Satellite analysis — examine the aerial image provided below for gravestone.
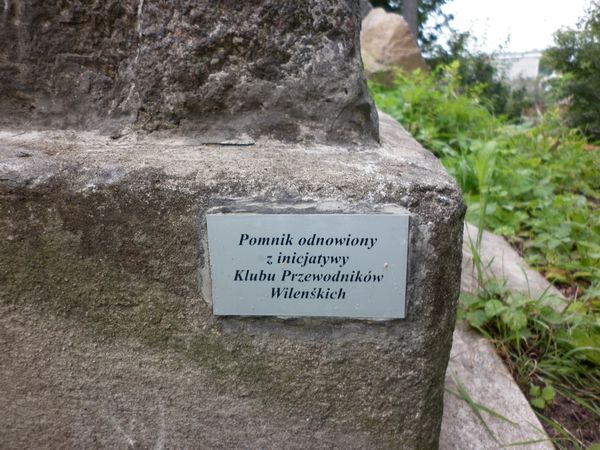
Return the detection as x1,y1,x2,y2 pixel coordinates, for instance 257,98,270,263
0,0,465,448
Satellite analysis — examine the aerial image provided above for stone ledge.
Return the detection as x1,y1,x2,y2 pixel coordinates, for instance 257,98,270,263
441,323,553,450
461,223,564,301
0,114,452,200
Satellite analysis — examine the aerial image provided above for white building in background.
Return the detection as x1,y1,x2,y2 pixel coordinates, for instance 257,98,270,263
495,51,544,80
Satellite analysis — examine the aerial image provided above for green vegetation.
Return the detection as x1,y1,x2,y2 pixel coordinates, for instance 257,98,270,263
459,279,599,447
370,65,600,301
426,33,533,120
370,65,599,448
543,1,600,138
369,0,531,120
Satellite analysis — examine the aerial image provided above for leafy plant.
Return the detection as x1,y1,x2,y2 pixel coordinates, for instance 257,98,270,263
457,283,599,448
529,384,556,410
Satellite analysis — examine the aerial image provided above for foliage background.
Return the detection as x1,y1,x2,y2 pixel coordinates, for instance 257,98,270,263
542,1,600,138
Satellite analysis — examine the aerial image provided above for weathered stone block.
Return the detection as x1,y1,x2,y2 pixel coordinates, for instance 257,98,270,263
0,114,464,448
0,0,377,144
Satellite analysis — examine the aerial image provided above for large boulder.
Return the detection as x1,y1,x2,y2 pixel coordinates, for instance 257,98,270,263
361,8,428,78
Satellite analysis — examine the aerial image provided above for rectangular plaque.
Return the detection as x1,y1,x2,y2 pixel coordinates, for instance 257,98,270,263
206,214,409,319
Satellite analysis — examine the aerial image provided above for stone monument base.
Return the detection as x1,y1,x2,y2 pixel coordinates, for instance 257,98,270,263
0,113,464,448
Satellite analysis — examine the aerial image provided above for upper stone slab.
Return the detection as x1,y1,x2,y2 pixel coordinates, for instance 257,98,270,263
0,0,378,144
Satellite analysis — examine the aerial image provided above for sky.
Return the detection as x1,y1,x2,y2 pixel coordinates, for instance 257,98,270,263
440,0,592,53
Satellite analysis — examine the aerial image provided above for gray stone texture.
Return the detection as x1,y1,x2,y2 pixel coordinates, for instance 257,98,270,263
0,113,464,448
0,0,378,144
442,324,553,449
360,0,373,18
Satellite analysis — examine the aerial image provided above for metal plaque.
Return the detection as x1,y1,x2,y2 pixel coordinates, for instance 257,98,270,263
206,214,409,319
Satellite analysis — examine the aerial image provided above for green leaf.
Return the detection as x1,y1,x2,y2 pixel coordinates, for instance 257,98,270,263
506,293,529,309
529,385,541,397
531,397,546,409
484,300,506,318
460,293,482,308
540,307,563,325
501,309,528,331
485,203,497,215
466,310,487,329
485,279,509,297
566,301,587,314
518,328,533,340
539,294,565,311
541,385,555,402
548,238,561,249
569,328,600,365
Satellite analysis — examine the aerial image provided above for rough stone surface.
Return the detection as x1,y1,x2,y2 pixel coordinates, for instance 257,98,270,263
0,113,464,448
361,8,428,79
441,323,554,450
359,0,372,18
0,0,378,144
